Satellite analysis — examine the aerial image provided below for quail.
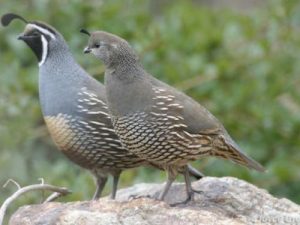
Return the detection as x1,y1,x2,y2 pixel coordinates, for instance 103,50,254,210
82,29,265,203
1,13,204,200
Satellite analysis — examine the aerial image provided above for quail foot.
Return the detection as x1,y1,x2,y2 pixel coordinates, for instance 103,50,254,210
82,29,265,204
1,13,204,200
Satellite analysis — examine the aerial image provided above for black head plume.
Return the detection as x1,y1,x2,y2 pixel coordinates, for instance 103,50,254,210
80,28,91,36
1,13,28,27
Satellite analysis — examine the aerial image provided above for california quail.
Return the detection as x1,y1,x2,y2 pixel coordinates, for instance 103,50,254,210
82,30,265,203
1,13,204,200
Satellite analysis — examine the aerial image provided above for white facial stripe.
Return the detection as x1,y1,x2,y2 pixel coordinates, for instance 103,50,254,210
28,24,56,40
39,35,48,67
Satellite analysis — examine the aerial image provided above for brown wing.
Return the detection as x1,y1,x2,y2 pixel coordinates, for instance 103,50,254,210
150,76,265,172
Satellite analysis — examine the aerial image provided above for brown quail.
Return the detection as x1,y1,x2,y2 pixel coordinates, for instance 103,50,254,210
82,30,265,203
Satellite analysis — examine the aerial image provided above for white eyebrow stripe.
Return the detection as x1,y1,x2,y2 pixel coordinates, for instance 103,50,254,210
39,35,48,67
28,24,56,40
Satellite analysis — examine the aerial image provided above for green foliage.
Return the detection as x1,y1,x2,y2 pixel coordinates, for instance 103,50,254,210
0,0,299,215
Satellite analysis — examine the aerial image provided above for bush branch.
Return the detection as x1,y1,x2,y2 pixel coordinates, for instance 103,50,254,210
0,180,71,225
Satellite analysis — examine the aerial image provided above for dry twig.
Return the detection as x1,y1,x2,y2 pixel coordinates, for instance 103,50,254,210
0,179,71,225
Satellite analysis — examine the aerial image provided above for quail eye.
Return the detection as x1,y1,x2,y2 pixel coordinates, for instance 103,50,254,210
30,31,40,36
94,44,101,48
32,30,40,36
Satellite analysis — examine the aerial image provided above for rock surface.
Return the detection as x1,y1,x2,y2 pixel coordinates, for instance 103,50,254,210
9,177,300,225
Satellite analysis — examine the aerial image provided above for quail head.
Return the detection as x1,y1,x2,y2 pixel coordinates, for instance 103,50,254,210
1,13,204,200
82,29,265,203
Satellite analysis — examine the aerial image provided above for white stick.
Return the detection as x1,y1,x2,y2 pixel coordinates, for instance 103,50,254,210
0,182,71,225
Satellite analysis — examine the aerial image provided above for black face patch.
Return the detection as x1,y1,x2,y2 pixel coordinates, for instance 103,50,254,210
23,35,44,62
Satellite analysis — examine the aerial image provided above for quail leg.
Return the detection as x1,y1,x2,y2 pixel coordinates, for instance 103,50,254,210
184,165,195,202
93,176,108,200
110,174,120,200
129,169,177,201
171,165,203,206
158,167,178,200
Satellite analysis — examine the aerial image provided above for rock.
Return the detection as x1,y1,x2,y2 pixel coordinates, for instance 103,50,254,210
9,177,300,225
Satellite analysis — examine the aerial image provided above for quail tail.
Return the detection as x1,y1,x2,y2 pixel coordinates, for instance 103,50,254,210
187,164,204,180
214,137,265,172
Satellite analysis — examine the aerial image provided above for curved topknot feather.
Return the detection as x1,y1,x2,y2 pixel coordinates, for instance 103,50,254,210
80,28,91,36
1,13,28,27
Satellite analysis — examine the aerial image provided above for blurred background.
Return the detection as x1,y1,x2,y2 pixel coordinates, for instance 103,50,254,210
0,0,299,217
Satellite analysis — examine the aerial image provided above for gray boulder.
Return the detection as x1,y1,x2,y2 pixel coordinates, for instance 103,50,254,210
9,177,300,225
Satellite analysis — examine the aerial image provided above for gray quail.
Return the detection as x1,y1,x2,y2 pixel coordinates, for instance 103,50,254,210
1,13,204,200
82,30,265,203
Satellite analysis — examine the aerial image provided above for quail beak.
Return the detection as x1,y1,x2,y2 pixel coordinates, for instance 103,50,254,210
83,46,91,54
17,34,27,40
17,33,32,40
